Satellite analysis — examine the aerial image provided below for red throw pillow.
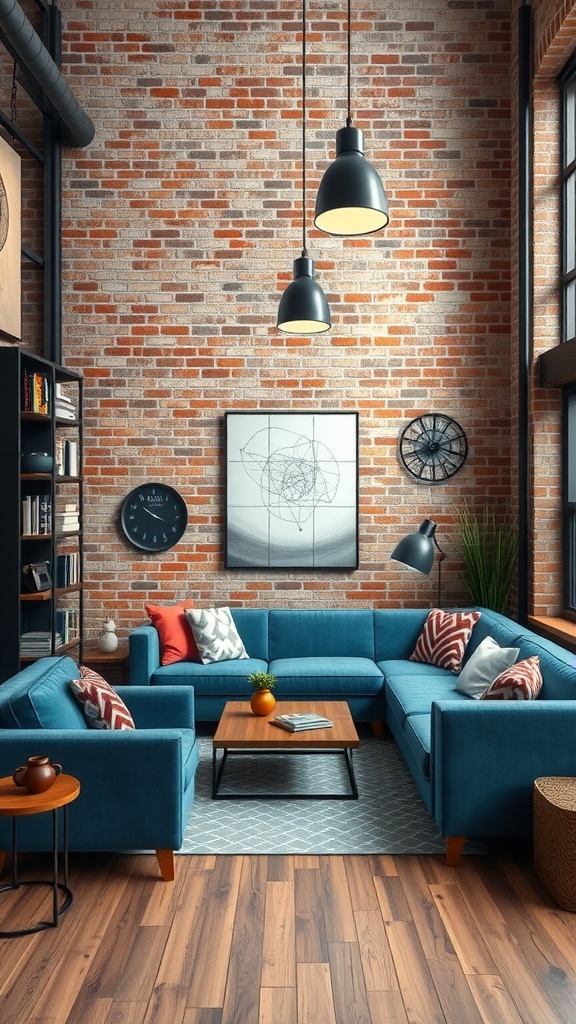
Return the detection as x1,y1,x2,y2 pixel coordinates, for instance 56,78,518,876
70,667,135,730
479,656,543,700
145,599,200,665
410,608,481,673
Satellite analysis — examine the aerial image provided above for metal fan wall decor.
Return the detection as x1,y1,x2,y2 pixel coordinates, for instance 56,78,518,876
399,414,468,483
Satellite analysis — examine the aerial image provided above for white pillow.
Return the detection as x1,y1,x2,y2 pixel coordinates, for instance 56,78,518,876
456,635,519,699
184,606,249,665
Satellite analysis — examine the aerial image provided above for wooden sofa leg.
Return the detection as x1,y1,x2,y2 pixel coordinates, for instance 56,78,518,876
445,836,465,866
0,851,5,877
371,721,384,738
156,849,175,881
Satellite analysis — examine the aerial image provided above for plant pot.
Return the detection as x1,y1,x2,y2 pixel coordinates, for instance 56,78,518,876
250,689,276,717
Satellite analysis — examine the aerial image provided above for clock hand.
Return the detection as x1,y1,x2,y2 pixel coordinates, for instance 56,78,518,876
143,507,165,521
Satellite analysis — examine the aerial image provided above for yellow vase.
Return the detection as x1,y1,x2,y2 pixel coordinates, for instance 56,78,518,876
250,689,276,716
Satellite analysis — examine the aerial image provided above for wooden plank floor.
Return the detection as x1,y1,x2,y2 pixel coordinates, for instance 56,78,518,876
1,849,576,1023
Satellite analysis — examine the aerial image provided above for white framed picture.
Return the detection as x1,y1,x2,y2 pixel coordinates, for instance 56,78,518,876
225,410,359,569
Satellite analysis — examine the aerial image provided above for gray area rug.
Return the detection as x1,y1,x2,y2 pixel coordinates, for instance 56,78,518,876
180,733,482,855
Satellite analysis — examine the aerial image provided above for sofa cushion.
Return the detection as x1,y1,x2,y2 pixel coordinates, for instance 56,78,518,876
410,609,481,673
382,661,466,726
0,656,87,730
515,634,576,700
456,636,519,698
268,657,384,695
269,609,376,660
151,657,268,694
145,599,200,666
70,668,136,730
185,607,249,664
479,656,543,701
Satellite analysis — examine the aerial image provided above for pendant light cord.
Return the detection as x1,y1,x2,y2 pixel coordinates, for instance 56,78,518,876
301,0,307,257
346,0,352,128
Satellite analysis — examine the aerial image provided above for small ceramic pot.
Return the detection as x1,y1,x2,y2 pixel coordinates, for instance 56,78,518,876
250,689,276,717
13,755,62,794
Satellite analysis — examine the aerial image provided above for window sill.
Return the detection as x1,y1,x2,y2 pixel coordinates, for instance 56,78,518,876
528,615,576,653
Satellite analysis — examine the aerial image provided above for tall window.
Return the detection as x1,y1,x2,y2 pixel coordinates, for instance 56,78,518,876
561,54,576,612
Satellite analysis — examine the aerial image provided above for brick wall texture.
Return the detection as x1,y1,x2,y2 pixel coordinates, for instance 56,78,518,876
3,0,575,639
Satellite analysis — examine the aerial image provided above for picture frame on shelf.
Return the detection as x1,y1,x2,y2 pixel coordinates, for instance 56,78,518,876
225,410,359,569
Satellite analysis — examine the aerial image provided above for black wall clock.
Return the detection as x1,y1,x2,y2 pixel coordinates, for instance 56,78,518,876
120,483,188,552
399,414,468,482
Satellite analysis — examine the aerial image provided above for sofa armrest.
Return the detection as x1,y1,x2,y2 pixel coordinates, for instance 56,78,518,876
117,686,195,729
129,624,160,685
432,700,576,839
0,728,195,852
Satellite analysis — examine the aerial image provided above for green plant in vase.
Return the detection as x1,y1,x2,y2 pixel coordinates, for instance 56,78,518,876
248,671,277,717
454,502,517,614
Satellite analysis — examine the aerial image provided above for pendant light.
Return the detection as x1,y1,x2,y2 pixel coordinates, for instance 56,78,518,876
314,0,389,236
277,0,331,334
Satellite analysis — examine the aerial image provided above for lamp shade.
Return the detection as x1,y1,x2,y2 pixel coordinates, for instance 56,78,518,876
277,256,331,335
390,519,437,575
314,126,389,236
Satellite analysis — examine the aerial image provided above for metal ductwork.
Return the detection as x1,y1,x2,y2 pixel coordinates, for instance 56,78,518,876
0,0,94,148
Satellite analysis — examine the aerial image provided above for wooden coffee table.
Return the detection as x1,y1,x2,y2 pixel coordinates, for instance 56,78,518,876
212,700,360,800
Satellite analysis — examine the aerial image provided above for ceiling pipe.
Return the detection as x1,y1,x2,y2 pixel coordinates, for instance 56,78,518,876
0,0,94,148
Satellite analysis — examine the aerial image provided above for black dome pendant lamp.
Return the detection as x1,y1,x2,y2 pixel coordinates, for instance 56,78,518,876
277,0,331,335
314,0,389,236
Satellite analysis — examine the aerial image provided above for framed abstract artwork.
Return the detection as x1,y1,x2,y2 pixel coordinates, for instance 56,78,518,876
0,135,21,340
225,410,359,569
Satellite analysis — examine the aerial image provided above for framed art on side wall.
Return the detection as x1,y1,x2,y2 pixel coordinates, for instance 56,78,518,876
225,410,359,569
0,135,21,340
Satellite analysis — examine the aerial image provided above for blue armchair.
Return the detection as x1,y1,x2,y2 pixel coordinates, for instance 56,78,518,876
0,657,199,880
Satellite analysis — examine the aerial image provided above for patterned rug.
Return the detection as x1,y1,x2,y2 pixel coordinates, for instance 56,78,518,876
179,731,482,855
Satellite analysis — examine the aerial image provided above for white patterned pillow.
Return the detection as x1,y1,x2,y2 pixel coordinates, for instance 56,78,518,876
184,606,249,664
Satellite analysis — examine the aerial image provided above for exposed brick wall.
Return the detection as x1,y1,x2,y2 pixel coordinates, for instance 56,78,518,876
6,0,518,640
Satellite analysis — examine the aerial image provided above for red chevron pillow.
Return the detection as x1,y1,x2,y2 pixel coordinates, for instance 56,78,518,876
479,656,543,700
410,609,481,673
70,667,135,730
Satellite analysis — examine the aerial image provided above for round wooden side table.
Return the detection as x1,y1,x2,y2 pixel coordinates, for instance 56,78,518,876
0,773,80,937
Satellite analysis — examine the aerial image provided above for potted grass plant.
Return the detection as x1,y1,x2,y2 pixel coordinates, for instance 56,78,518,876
248,671,277,716
454,502,518,614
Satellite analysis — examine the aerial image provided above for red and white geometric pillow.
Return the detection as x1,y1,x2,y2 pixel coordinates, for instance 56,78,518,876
70,667,135,730
479,655,543,701
410,608,481,674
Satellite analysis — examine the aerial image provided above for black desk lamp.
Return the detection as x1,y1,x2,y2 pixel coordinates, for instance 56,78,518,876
390,518,446,607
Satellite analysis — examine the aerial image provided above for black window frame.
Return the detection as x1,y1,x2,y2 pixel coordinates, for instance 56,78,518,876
560,53,576,613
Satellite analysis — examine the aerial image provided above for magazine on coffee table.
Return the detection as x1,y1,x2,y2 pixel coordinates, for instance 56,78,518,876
272,712,333,732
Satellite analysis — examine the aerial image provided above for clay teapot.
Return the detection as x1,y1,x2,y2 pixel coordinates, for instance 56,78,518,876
13,755,62,794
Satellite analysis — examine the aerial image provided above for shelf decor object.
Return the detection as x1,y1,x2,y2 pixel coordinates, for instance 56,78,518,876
314,0,389,236
399,413,468,483
390,518,446,607
276,0,331,335
225,410,358,569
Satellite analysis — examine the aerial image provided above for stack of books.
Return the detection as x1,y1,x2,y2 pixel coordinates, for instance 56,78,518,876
21,494,52,535
20,631,57,657
272,712,333,732
55,384,77,421
55,438,79,477
55,503,80,533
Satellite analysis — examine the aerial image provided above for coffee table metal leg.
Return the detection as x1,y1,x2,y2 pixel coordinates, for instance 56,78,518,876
212,747,228,798
343,749,358,799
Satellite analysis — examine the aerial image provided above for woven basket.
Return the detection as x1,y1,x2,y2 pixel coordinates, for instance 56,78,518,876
534,776,576,911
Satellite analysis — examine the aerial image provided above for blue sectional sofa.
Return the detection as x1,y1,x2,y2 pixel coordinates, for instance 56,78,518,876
131,606,576,862
0,657,199,880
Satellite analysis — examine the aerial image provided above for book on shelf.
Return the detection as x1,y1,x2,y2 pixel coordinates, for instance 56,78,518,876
22,370,50,415
272,712,334,732
55,438,79,477
20,631,54,656
56,552,80,588
21,494,52,536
